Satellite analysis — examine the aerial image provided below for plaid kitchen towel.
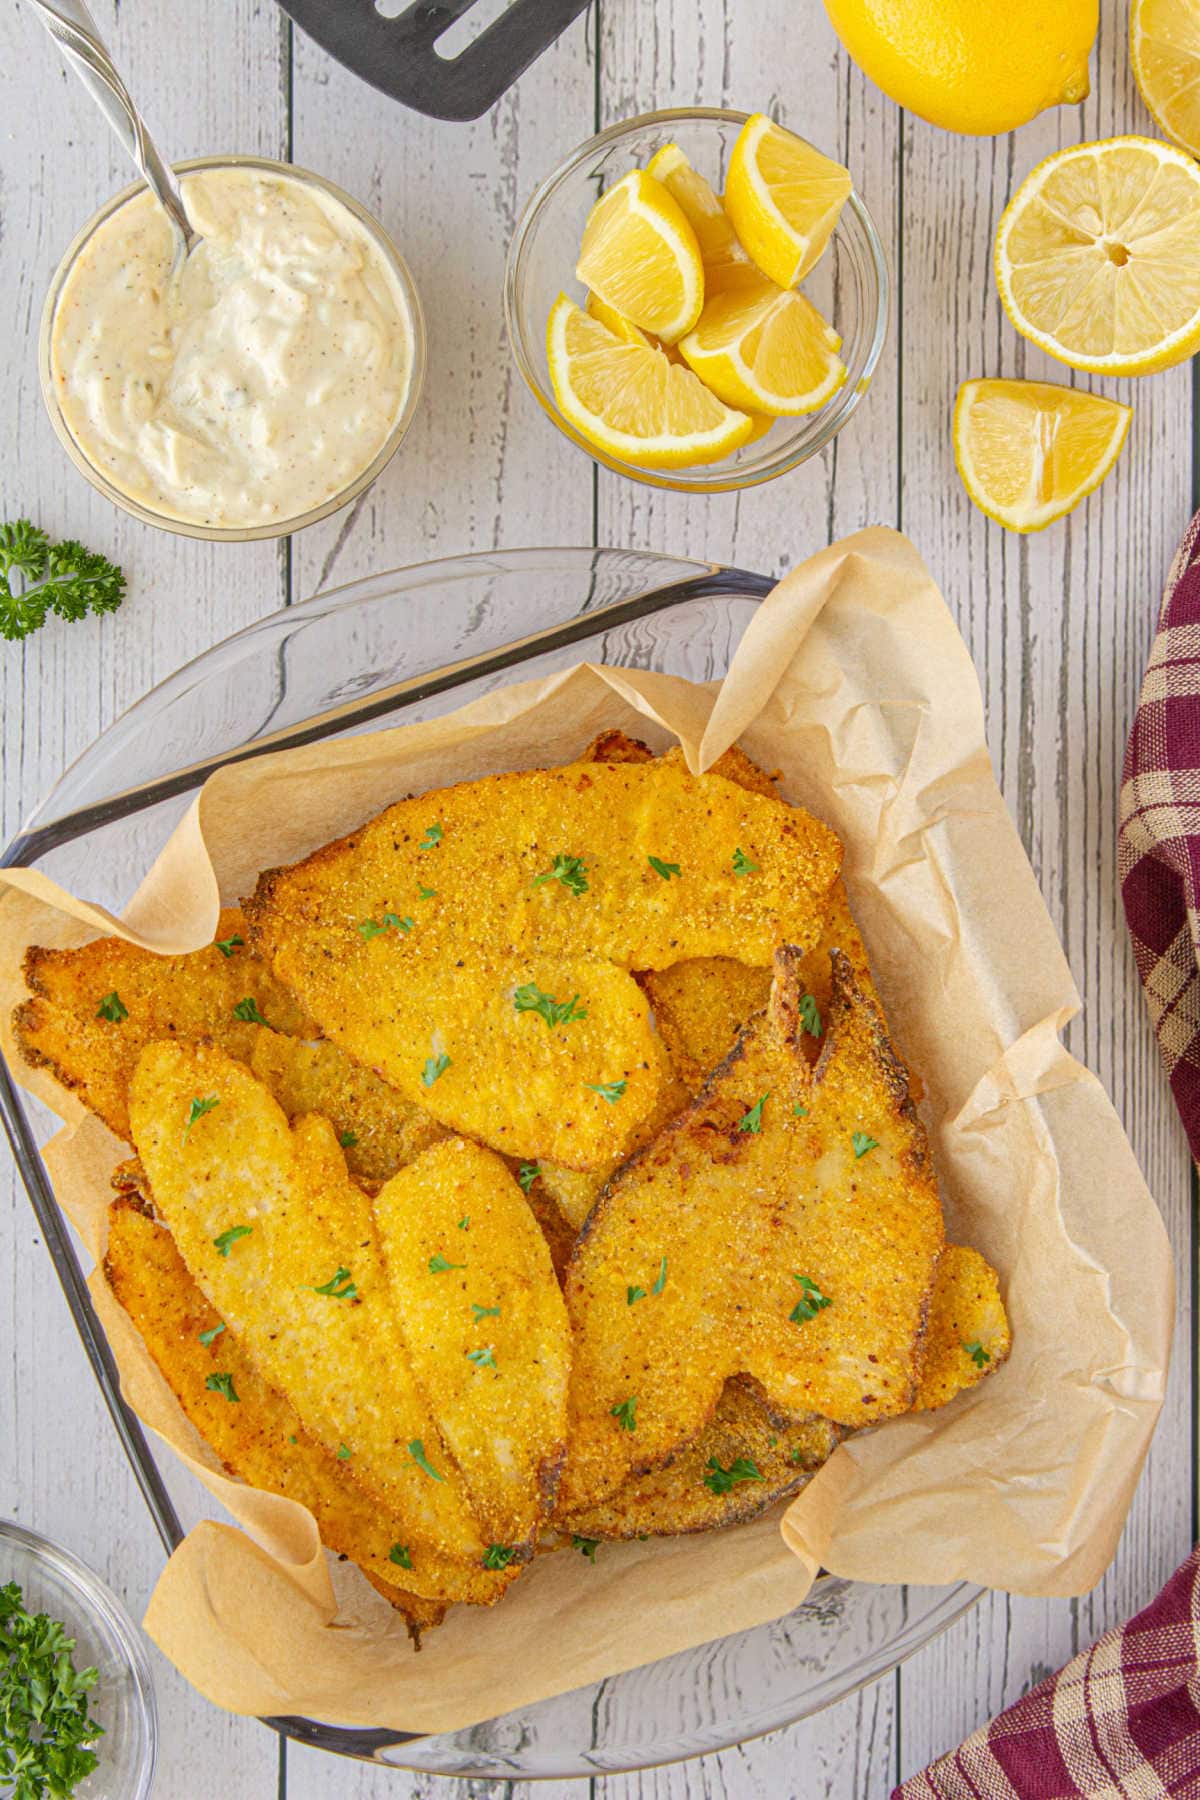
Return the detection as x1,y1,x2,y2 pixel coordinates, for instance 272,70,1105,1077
1120,507,1200,1160
893,1544,1200,1798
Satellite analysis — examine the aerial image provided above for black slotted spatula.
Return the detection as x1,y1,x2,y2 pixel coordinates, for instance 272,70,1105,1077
276,0,592,121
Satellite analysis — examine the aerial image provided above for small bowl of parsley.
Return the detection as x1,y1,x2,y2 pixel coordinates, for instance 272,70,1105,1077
0,1521,155,1800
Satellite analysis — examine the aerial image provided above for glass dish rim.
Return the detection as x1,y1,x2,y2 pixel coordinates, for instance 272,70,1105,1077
503,105,891,494
0,545,978,1775
0,1517,158,1798
37,153,428,543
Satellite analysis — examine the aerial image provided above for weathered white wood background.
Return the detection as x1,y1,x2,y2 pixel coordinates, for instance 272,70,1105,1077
0,0,1194,1793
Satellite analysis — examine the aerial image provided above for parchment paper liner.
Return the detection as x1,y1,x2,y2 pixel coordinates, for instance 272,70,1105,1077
0,527,1172,1733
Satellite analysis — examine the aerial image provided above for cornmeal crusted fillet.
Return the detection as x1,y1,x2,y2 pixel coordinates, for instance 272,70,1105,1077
912,1244,1011,1411
373,1138,571,1552
103,1195,484,1625
13,908,313,1142
558,948,944,1512
559,1382,840,1540
128,1041,488,1565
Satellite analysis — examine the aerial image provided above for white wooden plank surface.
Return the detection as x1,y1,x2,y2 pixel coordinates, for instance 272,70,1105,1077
0,0,1194,1794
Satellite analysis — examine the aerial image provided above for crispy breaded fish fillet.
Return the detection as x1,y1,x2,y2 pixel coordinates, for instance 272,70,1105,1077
103,1195,458,1630
558,948,944,1512
128,1040,490,1568
13,908,313,1142
558,1383,839,1540
373,1138,570,1553
912,1244,1011,1411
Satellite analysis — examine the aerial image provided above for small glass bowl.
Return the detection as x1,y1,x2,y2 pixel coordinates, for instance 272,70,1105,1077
0,1520,156,1798
504,108,889,493
39,155,427,542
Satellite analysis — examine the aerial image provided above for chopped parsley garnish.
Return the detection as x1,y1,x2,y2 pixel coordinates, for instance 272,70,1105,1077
466,1347,496,1369
408,1439,444,1481
571,1535,600,1562
213,1224,252,1258
384,912,413,933
428,1253,466,1274
339,1130,358,1149
232,996,268,1025
422,1051,451,1087
288,1435,298,1445
737,1092,769,1134
790,1445,808,1465
533,853,589,896
198,1323,226,1347
389,1544,412,1569
731,846,759,877
95,990,128,1023
703,1455,764,1495
312,1266,357,1300
336,1444,351,1460
418,886,437,900
793,1104,809,1117
611,1395,637,1432
457,1216,470,1231
852,1131,879,1159
205,1372,239,1403
472,1303,500,1321
214,934,244,958
0,1579,104,1796
790,1274,833,1325
0,518,126,642
185,1094,220,1135
965,1340,991,1369
647,856,681,881
799,993,822,1037
513,983,588,1028
517,1162,540,1194
627,1285,646,1306
652,1256,668,1295
483,1545,517,1570
357,918,386,941
358,912,412,941
419,822,443,850
586,1079,627,1104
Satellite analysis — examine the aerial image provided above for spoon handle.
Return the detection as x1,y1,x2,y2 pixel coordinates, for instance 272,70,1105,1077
24,0,195,255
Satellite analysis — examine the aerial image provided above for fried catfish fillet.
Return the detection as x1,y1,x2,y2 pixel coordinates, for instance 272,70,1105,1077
558,949,944,1512
558,1383,839,1541
13,908,313,1142
373,1138,570,1552
128,1040,493,1571
103,1195,453,1631
912,1244,1011,1411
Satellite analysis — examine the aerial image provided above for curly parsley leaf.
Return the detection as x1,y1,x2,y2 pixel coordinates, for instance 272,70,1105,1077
586,1079,627,1104
852,1131,879,1159
389,1544,412,1570
647,856,681,881
483,1545,517,1570
799,993,822,1037
737,1092,769,1134
422,1051,451,1087
517,1162,540,1194
419,822,443,850
532,853,589,896
571,1534,600,1562
312,1266,357,1300
731,846,758,878
513,983,588,1028
198,1323,226,1347
213,1224,251,1257
790,1274,833,1325
408,1439,444,1481
611,1395,637,1432
232,996,268,1026
214,934,244,958
703,1455,764,1495
0,520,126,643
205,1372,239,1403
964,1339,991,1369
95,990,128,1024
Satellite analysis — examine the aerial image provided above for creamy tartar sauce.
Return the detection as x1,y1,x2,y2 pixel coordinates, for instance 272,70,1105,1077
50,166,415,529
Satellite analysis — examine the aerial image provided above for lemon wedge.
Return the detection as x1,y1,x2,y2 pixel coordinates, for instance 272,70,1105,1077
678,277,846,416
547,294,754,469
646,143,759,294
953,379,1131,533
995,136,1200,375
724,113,852,288
585,291,654,346
575,170,705,343
1131,0,1200,157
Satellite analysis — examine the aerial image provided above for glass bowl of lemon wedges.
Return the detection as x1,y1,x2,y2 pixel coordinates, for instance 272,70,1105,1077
505,107,889,492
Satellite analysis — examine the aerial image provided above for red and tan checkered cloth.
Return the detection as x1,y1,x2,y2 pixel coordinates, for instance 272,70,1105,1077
1119,507,1200,1158
893,1546,1200,1798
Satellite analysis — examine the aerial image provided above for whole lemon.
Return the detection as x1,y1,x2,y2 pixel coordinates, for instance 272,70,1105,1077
823,0,1097,135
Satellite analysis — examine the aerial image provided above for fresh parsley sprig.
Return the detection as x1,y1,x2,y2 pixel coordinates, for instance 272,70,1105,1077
0,520,126,643
0,1581,104,1798
513,983,587,1028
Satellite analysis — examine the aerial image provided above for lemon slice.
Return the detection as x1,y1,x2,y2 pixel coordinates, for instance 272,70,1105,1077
724,113,852,288
646,143,759,294
954,378,1132,533
1131,0,1200,157
575,170,704,343
678,277,846,416
547,293,753,469
995,136,1200,375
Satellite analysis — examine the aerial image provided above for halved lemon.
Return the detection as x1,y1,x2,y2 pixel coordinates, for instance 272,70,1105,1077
678,277,846,416
575,170,704,343
995,136,1200,375
953,378,1132,533
1131,0,1200,157
646,143,759,294
546,294,754,469
724,113,852,289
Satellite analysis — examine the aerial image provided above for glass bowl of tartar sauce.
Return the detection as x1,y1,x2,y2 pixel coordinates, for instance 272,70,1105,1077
39,156,425,540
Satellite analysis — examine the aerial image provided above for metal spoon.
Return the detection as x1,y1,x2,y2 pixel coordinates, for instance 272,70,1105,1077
24,0,197,264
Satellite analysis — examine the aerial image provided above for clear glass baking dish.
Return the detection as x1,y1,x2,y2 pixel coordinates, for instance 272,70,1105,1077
0,547,978,1779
